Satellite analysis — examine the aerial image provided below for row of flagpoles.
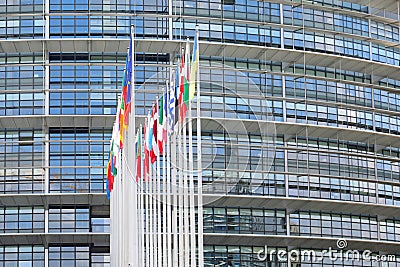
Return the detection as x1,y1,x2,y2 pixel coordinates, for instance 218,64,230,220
106,25,203,267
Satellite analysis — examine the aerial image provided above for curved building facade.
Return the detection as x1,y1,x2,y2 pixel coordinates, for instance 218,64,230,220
1,0,400,266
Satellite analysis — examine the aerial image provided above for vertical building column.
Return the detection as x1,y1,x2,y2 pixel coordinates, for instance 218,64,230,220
43,64,50,195
368,17,372,62
44,207,49,267
44,0,49,39
44,61,50,117
168,0,173,40
44,248,49,267
280,3,284,49
377,216,382,241
284,133,289,198
43,0,50,196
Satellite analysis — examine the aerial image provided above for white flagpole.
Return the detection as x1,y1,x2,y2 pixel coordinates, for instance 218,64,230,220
122,49,128,266
118,131,123,267
177,49,185,267
109,138,114,267
178,112,184,267
188,46,196,267
149,110,154,267
183,112,189,267
117,96,123,267
162,83,168,267
145,114,151,267
171,124,178,267
148,159,154,267
156,97,162,267
196,25,204,267
170,67,179,267
166,78,172,267
183,39,190,267
142,122,148,267
129,25,138,267
139,125,145,267
109,99,119,267
171,64,179,267
153,101,159,267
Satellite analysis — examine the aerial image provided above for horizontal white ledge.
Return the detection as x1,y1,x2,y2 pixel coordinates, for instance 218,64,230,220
1,39,400,81
203,233,400,253
0,193,108,206
2,115,399,148
203,194,400,219
0,232,109,247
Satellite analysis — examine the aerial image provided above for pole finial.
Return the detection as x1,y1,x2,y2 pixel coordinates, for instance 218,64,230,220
130,25,135,39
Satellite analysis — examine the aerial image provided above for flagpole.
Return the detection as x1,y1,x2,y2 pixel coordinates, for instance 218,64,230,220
166,78,172,267
162,102,167,267
117,96,123,267
187,47,196,267
109,106,117,266
171,124,178,267
195,25,204,267
177,48,185,267
178,111,184,267
139,124,145,267
183,39,190,267
119,129,123,267
156,96,162,267
129,25,138,267
170,64,179,267
162,83,168,267
121,47,127,266
183,110,189,267
145,114,151,267
142,122,148,267
148,110,154,267
109,137,114,266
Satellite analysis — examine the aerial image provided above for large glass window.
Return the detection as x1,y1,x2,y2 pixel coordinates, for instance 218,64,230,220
0,206,44,233
0,246,44,266
49,205,110,233
0,129,44,194
0,0,43,13
203,207,286,235
0,64,44,116
49,63,120,115
290,211,378,239
49,246,90,267
0,16,44,39
49,246,110,267
49,128,110,193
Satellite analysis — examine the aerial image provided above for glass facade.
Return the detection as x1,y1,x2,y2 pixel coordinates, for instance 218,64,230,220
1,0,400,265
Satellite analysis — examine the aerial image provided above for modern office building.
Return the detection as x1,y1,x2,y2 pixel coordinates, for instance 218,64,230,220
1,0,400,266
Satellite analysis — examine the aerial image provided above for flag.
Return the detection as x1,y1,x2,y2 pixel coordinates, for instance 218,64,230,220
135,127,142,182
178,48,186,123
189,31,199,100
106,148,113,198
124,38,133,126
183,40,190,108
111,121,120,187
121,53,128,108
151,104,159,162
168,70,176,135
106,178,110,199
149,106,157,163
118,100,125,149
158,94,166,154
162,85,168,142
144,119,150,181
106,103,122,197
